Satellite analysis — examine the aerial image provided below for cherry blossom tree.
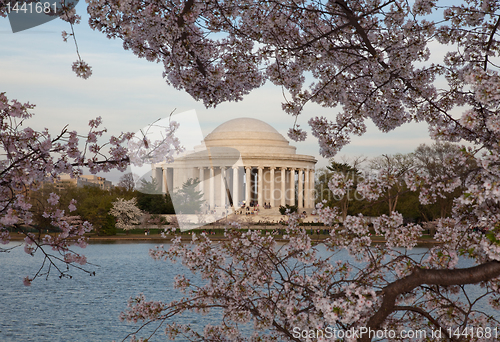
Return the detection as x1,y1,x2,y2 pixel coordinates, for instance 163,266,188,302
104,1,500,341
110,197,143,230
0,91,133,283
79,0,490,146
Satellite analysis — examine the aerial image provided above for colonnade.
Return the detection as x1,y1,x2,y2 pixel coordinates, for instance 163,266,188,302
159,165,315,210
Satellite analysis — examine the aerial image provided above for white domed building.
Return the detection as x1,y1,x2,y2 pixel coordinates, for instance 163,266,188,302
152,118,317,213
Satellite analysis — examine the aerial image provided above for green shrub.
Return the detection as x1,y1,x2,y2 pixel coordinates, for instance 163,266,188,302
279,204,298,215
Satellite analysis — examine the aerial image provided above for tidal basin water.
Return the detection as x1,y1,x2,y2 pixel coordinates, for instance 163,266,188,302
0,242,215,342
0,242,498,341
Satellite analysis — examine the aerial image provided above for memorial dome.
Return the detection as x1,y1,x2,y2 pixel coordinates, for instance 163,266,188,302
204,118,295,155
210,117,282,134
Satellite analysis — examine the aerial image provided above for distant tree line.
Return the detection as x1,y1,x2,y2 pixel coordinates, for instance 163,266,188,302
29,175,176,236
315,142,470,223
30,183,135,236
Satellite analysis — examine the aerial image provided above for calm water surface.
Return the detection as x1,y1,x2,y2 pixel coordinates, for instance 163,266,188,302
0,242,214,342
0,242,497,341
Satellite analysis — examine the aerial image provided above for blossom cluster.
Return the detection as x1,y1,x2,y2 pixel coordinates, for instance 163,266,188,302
127,120,184,167
71,60,92,79
287,126,307,142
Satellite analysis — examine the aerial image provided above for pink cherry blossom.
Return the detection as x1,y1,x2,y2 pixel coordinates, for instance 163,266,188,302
47,193,60,206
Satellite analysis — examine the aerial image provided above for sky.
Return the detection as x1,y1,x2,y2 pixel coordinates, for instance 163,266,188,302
1,3,436,184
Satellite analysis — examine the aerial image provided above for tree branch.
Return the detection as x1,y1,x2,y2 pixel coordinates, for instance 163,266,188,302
484,15,500,71
361,261,500,342
393,306,456,342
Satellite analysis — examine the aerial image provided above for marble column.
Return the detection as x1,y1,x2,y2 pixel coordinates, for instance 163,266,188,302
289,168,295,206
209,167,215,210
162,167,168,194
298,169,304,209
199,167,204,194
245,166,251,205
153,167,162,192
257,166,263,206
232,166,239,208
280,167,286,206
304,168,310,208
270,167,275,207
309,169,315,209
220,167,226,208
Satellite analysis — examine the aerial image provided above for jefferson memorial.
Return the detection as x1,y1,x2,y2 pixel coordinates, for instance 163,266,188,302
152,118,317,212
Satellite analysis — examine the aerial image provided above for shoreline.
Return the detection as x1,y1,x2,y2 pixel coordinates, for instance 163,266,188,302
7,232,439,245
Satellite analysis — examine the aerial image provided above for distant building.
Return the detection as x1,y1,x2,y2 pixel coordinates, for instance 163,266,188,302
77,175,113,190
53,174,113,191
